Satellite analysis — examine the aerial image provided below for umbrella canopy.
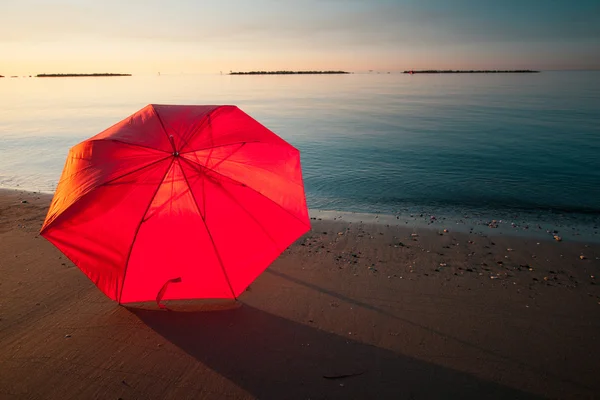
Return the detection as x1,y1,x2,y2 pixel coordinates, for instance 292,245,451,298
41,104,310,304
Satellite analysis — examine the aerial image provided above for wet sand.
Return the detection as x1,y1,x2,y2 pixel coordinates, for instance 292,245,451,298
1,188,599,399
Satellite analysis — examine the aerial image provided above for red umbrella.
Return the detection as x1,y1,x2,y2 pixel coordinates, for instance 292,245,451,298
41,105,310,305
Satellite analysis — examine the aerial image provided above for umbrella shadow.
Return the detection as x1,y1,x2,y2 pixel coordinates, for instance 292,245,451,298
129,305,542,400
266,270,592,394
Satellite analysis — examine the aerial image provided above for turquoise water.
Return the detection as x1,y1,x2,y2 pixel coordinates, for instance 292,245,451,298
1,72,599,233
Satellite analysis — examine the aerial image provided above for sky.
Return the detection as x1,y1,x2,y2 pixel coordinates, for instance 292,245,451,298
1,0,599,75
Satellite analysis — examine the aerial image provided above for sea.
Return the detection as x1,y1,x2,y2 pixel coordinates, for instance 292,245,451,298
1,71,599,240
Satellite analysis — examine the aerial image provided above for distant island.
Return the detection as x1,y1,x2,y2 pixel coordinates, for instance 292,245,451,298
36,73,132,77
230,70,350,75
403,70,540,74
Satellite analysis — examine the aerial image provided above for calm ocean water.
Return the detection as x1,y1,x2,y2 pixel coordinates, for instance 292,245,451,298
1,72,599,235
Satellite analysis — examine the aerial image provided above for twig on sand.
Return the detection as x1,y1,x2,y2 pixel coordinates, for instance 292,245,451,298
323,371,365,380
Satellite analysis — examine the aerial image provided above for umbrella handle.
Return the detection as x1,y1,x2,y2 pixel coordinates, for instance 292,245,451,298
156,277,182,310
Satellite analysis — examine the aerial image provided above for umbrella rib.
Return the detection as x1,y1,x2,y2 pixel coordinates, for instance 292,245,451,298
93,156,172,190
188,159,283,253
118,158,175,303
53,148,170,193
160,112,194,153
187,142,247,219
182,157,310,229
151,105,177,152
42,156,172,233
178,159,237,299
176,109,216,154
178,106,223,154
89,138,171,154
186,142,246,172
181,140,261,155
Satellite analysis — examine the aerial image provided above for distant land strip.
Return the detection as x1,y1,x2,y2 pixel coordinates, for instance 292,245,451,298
36,73,132,77
403,70,540,74
230,70,350,75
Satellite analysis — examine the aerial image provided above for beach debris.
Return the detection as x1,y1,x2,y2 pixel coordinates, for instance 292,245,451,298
443,229,449,233
323,371,365,380
439,263,447,267
507,248,514,252
553,235,562,242
579,255,586,260
65,334,71,338
488,220,499,228
20,200,28,204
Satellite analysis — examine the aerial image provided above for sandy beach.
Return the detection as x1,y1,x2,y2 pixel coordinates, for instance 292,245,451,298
1,188,599,399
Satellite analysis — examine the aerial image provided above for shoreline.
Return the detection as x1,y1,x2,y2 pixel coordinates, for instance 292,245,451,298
311,209,600,243
3,187,598,244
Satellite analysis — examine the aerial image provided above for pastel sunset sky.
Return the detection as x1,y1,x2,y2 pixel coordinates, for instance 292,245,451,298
1,0,599,75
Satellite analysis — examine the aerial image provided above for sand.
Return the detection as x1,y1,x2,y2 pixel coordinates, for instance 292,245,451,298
1,188,599,399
